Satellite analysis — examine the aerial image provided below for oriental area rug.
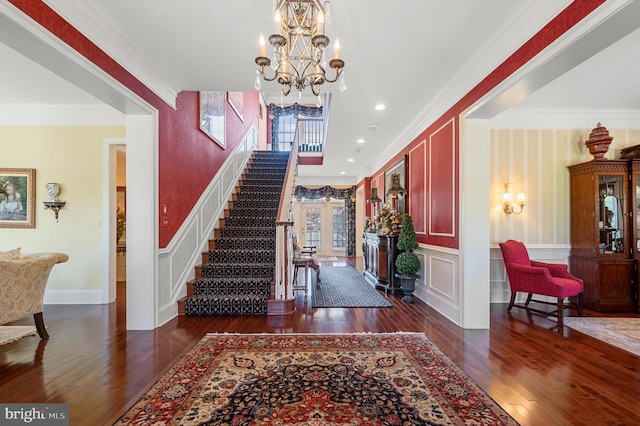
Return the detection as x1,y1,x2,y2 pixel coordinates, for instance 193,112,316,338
312,266,392,308
563,317,640,357
114,333,518,425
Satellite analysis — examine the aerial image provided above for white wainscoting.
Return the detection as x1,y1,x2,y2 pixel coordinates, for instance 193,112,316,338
411,245,461,325
157,127,258,325
490,243,571,303
411,243,570,327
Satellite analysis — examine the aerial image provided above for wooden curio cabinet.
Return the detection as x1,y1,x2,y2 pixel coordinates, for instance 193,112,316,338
568,160,637,312
363,232,403,295
630,159,640,310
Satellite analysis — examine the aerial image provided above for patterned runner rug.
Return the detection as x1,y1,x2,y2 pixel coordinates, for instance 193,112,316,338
313,266,392,308
114,333,518,425
0,326,37,346
563,317,640,357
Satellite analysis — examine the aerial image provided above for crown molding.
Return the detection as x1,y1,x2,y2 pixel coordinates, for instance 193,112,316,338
490,108,640,130
42,0,180,108
0,104,125,126
373,0,572,173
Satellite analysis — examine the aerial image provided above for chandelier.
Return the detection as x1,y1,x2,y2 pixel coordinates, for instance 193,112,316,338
254,0,346,97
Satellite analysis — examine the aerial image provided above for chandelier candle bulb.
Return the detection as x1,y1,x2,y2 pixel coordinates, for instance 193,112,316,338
274,9,281,30
334,39,340,59
259,34,266,57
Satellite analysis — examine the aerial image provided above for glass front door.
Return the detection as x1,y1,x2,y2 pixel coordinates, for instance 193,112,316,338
295,201,346,257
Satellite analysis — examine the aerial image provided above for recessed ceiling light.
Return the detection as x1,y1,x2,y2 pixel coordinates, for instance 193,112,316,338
347,158,354,162
374,104,386,111
357,139,365,144
340,171,346,175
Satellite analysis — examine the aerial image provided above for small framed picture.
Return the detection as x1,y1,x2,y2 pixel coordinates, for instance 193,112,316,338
0,168,36,228
199,91,225,148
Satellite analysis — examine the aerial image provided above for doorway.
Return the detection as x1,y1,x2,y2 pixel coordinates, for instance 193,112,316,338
294,200,347,258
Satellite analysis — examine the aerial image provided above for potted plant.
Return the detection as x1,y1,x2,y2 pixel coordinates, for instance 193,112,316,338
395,214,420,303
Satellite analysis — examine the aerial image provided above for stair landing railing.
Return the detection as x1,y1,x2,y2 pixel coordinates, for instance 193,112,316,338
296,118,324,153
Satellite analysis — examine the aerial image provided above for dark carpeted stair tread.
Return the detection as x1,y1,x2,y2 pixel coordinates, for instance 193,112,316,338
192,278,271,295
208,250,275,263
212,238,275,250
199,263,274,279
184,294,270,315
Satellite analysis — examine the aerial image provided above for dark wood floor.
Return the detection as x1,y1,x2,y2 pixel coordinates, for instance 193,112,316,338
1,258,639,425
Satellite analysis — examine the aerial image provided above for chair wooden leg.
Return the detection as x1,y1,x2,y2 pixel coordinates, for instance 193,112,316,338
33,312,49,339
524,293,533,306
557,298,564,327
507,292,516,312
576,293,583,316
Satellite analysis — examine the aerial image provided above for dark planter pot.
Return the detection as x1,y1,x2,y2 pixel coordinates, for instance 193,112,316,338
396,274,418,303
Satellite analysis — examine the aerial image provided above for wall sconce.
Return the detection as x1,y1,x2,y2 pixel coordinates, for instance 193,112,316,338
502,183,525,215
43,182,66,222
367,187,382,219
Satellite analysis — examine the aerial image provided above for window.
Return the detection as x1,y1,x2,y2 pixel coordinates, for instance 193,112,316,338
305,207,321,249
276,114,297,151
332,205,347,250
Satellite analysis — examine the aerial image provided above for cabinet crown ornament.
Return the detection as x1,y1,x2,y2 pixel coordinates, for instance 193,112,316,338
585,122,613,160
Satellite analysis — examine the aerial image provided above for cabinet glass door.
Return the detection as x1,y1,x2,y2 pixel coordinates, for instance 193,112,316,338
598,175,625,254
635,173,640,256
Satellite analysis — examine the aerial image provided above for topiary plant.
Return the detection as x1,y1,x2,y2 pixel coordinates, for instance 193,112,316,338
395,251,420,276
395,214,420,276
397,214,418,251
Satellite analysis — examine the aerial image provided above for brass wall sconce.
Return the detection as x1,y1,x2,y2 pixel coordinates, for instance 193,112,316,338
502,182,525,215
43,182,66,222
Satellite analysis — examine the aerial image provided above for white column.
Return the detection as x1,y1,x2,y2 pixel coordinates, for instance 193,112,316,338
459,118,491,328
126,113,159,330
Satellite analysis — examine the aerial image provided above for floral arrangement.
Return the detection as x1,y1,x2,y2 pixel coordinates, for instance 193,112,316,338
373,204,399,235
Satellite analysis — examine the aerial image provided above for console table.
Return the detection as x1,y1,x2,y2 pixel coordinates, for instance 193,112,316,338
363,232,403,294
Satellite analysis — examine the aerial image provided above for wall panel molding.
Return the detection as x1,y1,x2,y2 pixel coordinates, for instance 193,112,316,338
409,140,426,235
429,118,456,237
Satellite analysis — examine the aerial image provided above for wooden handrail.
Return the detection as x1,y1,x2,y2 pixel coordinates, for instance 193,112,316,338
272,138,299,303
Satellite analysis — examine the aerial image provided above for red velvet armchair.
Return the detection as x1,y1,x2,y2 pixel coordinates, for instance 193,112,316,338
499,240,583,326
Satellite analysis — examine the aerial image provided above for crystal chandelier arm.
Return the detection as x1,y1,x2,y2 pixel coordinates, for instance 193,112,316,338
322,58,344,83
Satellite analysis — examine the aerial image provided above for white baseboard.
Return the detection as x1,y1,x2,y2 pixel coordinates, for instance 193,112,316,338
44,289,104,305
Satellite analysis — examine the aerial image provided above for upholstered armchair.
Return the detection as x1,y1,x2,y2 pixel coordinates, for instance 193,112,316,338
499,240,583,327
0,252,69,338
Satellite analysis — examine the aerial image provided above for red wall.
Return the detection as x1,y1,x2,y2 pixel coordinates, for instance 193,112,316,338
158,92,259,247
363,0,605,249
10,0,260,248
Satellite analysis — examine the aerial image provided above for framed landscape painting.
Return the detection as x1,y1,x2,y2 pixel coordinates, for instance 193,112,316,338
0,168,36,228
199,91,225,148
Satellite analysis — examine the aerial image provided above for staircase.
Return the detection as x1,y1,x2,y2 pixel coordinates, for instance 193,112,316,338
178,151,290,315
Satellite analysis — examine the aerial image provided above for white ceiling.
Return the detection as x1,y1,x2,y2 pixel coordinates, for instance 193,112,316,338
2,0,639,184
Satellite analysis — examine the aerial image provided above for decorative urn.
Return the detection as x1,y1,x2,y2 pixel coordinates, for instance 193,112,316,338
585,122,613,160
45,182,60,201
